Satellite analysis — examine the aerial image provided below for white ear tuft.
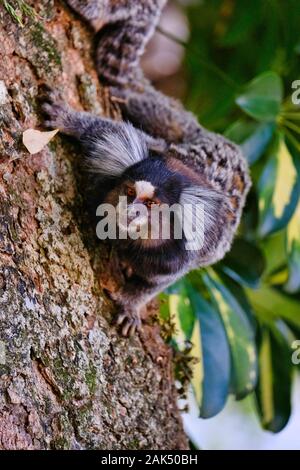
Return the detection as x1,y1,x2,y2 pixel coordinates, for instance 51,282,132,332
85,122,147,176
180,186,224,250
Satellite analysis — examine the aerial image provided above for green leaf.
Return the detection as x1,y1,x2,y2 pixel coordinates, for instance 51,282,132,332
219,0,261,47
260,230,287,277
159,292,170,322
168,280,195,342
285,199,300,293
219,238,265,288
255,324,292,432
215,270,257,331
247,284,300,329
258,133,299,237
204,270,257,399
225,120,275,165
225,120,259,143
236,72,283,121
187,285,231,418
164,280,183,295
242,123,275,165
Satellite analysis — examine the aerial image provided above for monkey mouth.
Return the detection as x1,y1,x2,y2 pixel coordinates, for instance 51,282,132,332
117,214,149,237
116,201,149,235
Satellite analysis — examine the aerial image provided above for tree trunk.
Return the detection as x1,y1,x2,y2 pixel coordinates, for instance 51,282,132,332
0,0,188,450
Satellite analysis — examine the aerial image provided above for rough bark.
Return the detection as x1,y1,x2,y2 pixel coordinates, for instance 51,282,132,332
0,0,188,450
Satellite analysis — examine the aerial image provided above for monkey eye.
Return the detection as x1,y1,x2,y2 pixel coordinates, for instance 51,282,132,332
127,187,135,197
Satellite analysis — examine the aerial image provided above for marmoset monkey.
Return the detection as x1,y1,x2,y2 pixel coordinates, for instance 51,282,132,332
41,0,251,336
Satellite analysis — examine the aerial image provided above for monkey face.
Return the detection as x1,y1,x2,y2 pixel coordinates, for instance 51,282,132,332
98,153,223,252
103,156,187,246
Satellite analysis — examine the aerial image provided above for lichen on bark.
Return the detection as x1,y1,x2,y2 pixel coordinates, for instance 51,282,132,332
0,0,188,450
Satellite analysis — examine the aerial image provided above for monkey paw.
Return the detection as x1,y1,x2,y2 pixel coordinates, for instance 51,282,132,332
39,85,71,131
115,308,142,337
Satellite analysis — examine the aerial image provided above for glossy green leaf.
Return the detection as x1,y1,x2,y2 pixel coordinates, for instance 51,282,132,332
242,123,275,165
255,324,292,432
164,280,183,295
225,120,275,165
204,271,258,399
285,199,300,293
225,120,258,143
258,133,299,237
219,238,265,288
247,285,300,329
260,230,287,277
187,284,231,418
236,72,283,121
167,280,195,342
215,270,256,331
177,289,195,340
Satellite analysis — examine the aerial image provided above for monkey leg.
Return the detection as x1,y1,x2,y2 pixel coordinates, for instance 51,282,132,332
110,274,172,337
66,0,166,85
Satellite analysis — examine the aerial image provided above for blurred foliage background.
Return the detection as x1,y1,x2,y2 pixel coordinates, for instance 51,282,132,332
155,0,300,441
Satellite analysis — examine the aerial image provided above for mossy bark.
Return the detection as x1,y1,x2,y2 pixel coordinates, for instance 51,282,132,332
0,0,187,450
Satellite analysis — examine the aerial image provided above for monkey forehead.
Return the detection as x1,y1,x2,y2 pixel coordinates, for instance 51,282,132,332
134,180,155,199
